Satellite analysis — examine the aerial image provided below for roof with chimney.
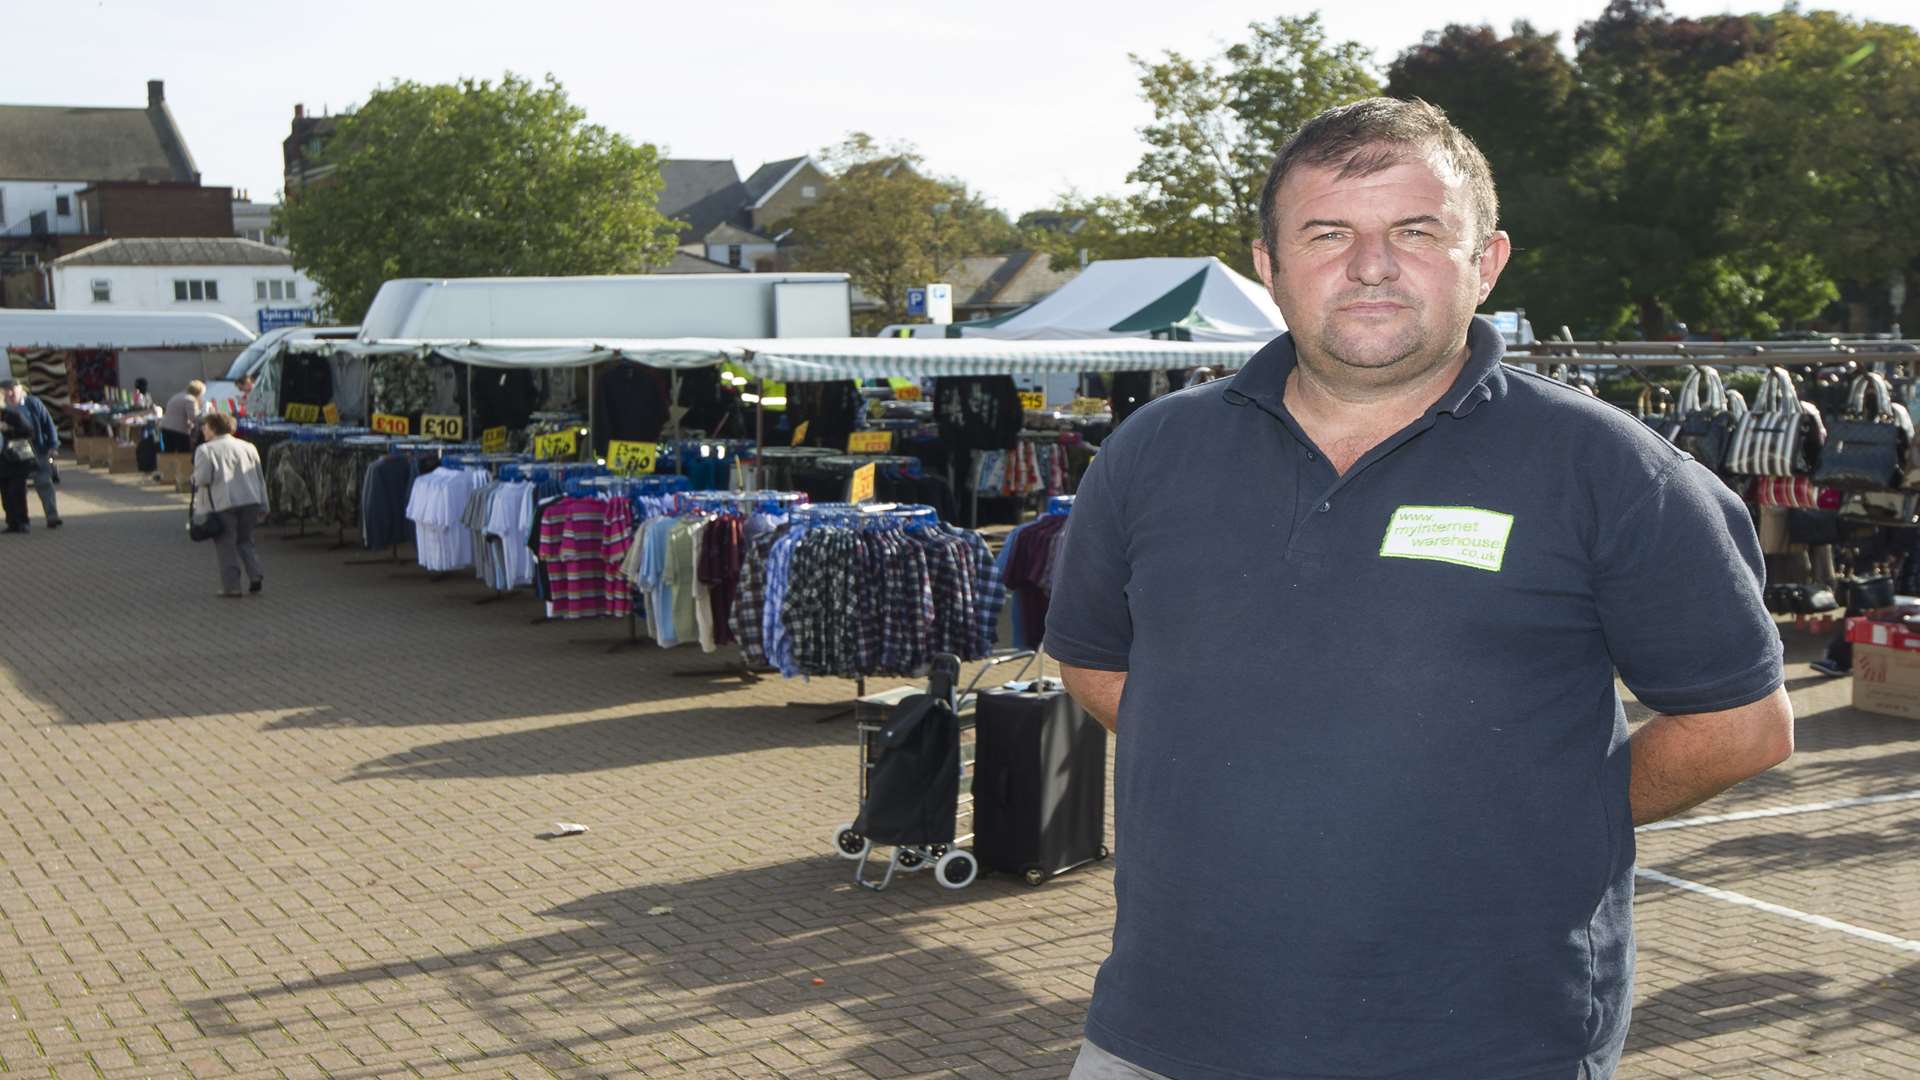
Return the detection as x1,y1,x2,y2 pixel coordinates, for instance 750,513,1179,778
0,81,198,183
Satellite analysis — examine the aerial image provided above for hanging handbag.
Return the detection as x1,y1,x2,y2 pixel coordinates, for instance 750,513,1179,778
1635,385,1681,443
1673,366,1736,472
1813,372,1910,491
1727,367,1820,476
0,437,33,479
187,483,223,543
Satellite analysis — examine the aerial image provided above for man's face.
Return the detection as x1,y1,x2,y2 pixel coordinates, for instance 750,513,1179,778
2,386,20,406
1253,146,1509,390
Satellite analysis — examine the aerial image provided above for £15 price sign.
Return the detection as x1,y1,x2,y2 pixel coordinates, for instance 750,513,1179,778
607,440,657,475
1019,390,1046,411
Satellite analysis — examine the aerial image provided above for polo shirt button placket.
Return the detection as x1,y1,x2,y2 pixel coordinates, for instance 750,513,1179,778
1318,501,1331,513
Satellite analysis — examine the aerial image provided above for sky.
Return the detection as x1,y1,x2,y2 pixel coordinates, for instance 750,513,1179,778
9,0,1918,217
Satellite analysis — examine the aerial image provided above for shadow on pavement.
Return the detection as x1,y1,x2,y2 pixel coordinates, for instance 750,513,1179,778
345,704,846,781
182,857,1092,1078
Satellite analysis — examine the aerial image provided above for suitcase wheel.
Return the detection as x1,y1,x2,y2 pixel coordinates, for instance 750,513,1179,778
935,850,979,889
1023,868,1047,887
1096,845,1111,860
833,823,870,861
896,848,926,870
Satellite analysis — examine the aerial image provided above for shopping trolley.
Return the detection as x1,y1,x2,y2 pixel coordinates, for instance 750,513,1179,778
832,650,1038,891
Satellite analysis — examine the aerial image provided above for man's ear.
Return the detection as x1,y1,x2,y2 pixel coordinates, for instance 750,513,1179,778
1252,242,1277,294
1476,231,1513,304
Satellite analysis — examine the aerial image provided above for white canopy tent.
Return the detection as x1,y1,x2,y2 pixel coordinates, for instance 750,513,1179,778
959,257,1286,343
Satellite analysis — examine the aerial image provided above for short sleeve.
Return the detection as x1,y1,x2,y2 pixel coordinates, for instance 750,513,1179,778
1045,447,1134,671
1594,458,1782,714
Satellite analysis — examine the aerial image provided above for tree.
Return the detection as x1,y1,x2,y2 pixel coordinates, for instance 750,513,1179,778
1121,14,1379,275
785,133,1018,330
276,73,679,322
1709,11,1920,322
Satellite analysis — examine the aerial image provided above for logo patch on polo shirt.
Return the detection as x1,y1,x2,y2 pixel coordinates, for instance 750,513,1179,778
1379,505,1514,572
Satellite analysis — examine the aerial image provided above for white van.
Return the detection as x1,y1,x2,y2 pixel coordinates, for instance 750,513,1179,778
204,325,359,411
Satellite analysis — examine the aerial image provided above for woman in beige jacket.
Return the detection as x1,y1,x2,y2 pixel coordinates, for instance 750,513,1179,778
190,412,268,597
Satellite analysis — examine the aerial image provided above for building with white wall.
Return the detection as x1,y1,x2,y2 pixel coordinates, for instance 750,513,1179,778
45,238,319,333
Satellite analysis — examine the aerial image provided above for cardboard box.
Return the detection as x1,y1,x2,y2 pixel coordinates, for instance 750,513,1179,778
1848,618,1920,719
107,441,139,474
74,435,107,468
156,452,191,486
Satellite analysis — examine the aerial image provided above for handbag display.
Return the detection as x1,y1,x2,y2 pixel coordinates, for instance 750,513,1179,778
1673,366,1736,472
1636,385,1681,443
187,484,223,543
1727,367,1821,477
1764,582,1838,615
1812,372,1912,491
1750,475,1841,510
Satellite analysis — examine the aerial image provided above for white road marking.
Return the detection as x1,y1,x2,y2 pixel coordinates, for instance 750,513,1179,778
1635,867,1920,954
1638,790,1920,832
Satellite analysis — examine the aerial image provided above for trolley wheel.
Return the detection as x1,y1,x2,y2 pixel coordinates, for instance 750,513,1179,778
935,850,979,890
896,848,926,870
1023,868,1048,887
833,823,870,861
1096,845,1111,860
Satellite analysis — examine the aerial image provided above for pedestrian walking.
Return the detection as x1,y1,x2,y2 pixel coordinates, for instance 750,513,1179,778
160,380,206,453
0,397,35,534
1049,97,1794,1079
2,379,62,528
190,412,267,597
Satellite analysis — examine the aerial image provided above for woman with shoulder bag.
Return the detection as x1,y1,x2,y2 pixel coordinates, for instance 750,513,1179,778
0,400,36,533
190,412,268,597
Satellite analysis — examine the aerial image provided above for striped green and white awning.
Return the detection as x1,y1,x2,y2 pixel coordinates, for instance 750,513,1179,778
287,335,1269,381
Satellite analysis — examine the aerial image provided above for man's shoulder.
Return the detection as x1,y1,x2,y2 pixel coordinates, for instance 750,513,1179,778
1098,379,1235,456
1497,365,1690,462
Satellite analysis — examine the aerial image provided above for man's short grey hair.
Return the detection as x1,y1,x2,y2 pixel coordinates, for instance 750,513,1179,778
1258,97,1499,266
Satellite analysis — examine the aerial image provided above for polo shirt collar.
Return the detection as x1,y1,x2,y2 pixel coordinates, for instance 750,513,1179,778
1226,315,1508,420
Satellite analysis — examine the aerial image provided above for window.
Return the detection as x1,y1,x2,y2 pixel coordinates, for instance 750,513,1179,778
255,280,268,301
801,185,817,198
242,228,264,242
727,244,743,267
174,279,218,302
55,195,71,216
90,279,110,303
256,278,297,301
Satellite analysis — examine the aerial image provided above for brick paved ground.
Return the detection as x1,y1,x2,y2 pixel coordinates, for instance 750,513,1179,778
1,461,1914,1079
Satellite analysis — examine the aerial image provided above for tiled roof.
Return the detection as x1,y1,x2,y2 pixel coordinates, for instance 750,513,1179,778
51,237,294,267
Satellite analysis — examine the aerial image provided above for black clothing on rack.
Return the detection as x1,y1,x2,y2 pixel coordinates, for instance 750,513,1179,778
789,381,863,451
934,376,1022,452
677,366,732,435
593,364,670,455
471,368,539,432
280,353,336,412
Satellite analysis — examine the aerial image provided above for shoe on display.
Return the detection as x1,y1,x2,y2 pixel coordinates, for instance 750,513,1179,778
1809,659,1849,678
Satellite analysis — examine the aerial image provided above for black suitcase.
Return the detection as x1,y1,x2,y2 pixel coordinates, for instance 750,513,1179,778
972,682,1109,885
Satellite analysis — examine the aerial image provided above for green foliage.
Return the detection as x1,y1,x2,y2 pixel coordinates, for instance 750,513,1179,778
785,133,1019,330
276,73,679,322
1103,15,1379,276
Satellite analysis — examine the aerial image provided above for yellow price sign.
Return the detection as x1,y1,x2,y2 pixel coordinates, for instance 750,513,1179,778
849,461,877,503
790,420,811,447
608,440,657,475
322,402,341,425
420,415,464,441
847,430,893,454
534,429,578,461
285,403,321,423
481,426,508,452
1019,390,1046,411
893,384,923,402
371,413,410,436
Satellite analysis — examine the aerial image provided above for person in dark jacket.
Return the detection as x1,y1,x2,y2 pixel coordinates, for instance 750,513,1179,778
2,379,60,528
0,401,35,533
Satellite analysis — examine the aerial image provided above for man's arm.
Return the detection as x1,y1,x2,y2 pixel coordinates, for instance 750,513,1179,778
1060,663,1126,733
1629,685,1793,826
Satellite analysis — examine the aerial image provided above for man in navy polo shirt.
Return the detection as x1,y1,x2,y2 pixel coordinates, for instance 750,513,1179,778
1050,98,1792,1080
